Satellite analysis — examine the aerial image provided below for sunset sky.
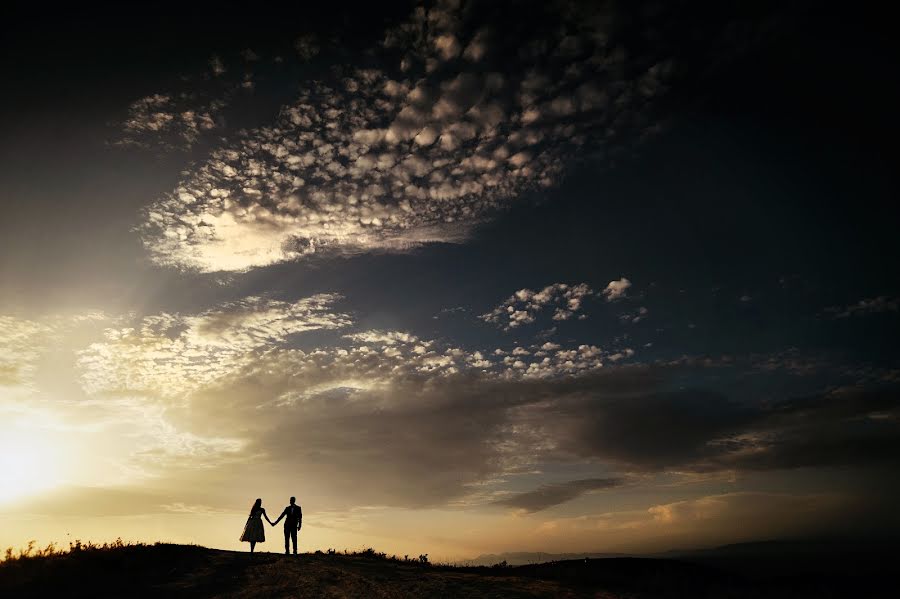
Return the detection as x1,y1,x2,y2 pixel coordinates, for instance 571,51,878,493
1,1,898,561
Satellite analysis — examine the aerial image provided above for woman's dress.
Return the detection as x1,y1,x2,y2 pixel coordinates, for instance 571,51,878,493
240,508,266,543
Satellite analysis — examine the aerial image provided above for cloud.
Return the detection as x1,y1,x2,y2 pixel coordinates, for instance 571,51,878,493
240,48,260,62
711,387,900,472
77,294,350,398
209,55,227,76
295,34,320,61
601,277,631,301
114,322,634,506
539,387,754,471
536,491,869,552
2,485,171,517
171,338,899,509
112,93,225,151
0,316,51,390
11,300,897,513
136,3,678,271
619,306,648,323
0,312,105,392
646,492,854,531
1,298,897,514
41,289,628,497
494,478,623,512
825,296,899,318
2,484,232,517
480,283,594,330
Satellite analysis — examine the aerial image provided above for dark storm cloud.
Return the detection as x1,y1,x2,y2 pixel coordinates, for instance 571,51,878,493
715,389,900,472
291,378,892,506
494,477,623,512
556,384,900,475
185,365,557,508
541,389,753,471
260,379,516,507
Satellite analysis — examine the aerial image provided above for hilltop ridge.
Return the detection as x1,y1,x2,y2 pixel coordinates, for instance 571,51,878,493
1,542,891,598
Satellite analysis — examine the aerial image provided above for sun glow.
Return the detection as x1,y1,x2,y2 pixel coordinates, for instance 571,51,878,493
0,427,66,504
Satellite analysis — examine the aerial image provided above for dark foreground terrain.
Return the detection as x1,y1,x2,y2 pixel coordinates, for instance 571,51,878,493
0,543,891,598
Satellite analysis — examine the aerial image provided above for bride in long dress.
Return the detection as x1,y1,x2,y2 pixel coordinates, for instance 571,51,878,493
240,498,273,553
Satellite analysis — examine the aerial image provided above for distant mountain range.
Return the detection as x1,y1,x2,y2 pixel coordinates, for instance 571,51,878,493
468,536,897,576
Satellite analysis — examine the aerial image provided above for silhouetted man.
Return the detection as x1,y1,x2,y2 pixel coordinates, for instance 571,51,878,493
272,496,302,555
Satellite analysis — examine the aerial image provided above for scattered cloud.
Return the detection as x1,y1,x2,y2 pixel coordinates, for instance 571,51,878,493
112,93,225,151
601,277,631,301
77,294,350,398
480,283,594,330
825,296,899,318
0,312,105,393
619,306,648,323
0,316,52,390
209,55,227,76
295,34,320,61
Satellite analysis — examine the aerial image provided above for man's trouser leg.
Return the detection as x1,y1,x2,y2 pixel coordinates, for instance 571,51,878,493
284,525,297,554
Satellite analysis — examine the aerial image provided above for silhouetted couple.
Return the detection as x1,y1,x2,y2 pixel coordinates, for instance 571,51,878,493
240,496,303,555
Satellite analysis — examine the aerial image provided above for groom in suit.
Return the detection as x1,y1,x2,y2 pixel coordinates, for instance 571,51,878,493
272,496,303,555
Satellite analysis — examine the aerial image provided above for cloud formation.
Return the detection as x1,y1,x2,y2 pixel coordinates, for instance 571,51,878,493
601,277,631,301
494,478,623,513
826,296,900,318
136,2,676,271
535,491,865,553
294,34,320,61
0,316,51,390
0,312,104,393
126,317,899,508
113,94,226,151
480,283,594,329
619,306,648,323
4,294,899,515
61,284,897,508
77,294,350,398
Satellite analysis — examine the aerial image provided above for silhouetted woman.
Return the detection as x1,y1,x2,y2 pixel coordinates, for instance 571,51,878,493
240,498,272,553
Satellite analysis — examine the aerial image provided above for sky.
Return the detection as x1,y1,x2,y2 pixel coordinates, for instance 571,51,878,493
1,1,898,561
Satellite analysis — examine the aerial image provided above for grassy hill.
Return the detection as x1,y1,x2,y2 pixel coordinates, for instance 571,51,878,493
0,542,890,598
